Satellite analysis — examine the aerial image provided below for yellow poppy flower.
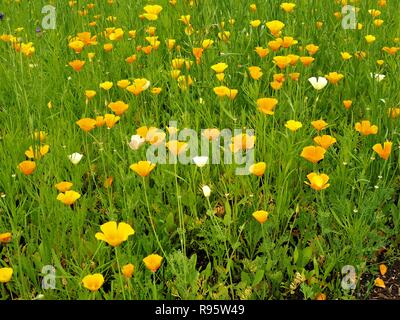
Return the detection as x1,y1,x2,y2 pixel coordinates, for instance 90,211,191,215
0,267,13,283
143,254,163,272
252,210,269,224
305,172,330,191
82,274,104,291
130,161,156,177
57,190,81,206
95,221,134,247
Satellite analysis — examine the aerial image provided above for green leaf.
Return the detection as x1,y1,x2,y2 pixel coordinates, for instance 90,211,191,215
252,269,264,286
294,247,299,264
302,247,313,266
223,200,232,226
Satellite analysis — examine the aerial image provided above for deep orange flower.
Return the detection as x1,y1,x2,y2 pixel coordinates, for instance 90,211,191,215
69,60,85,71
18,161,36,175
192,47,204,64
125,54,137,64
343,100,352,110
382,47,400,55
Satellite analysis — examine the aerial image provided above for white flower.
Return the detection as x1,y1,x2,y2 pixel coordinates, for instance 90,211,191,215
68,152,83,165
142,80,151,90
202,185,211,198
308,76,328,90
128,134,145,150
193,156,208,168
370,73,385,82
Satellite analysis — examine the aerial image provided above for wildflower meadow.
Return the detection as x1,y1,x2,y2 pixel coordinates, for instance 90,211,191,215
0,0,400,301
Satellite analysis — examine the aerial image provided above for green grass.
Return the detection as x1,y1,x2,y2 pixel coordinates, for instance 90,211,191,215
0,0,400,300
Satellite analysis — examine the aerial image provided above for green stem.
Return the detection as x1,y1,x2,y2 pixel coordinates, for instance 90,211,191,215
115,247,126,300
152,273,158,300
142,177,167,258
174,163,186,255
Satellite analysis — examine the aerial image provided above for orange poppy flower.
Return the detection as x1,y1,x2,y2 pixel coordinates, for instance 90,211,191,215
355,120,378,136
314,135,337,150
257,98,278,115
76,118,97,132
69,60,85,71
300,146,326,163
143,254,163,272
372,141,392,160
18,161,36,175
108,101,129,115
